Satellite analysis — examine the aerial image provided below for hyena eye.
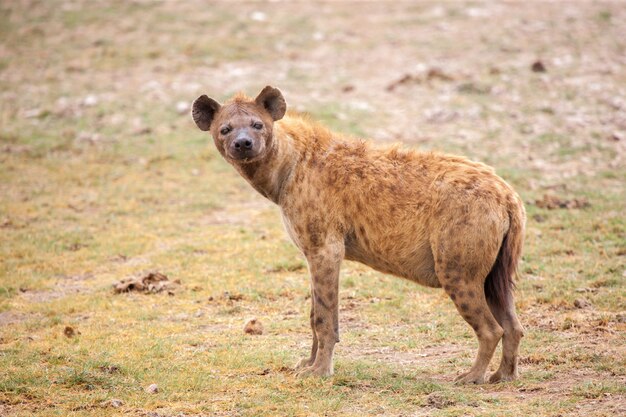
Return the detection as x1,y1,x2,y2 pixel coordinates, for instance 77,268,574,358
252,122,263,130
220,126,231,135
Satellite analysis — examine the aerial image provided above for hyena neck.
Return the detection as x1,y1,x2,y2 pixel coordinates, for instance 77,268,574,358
234,125,297,205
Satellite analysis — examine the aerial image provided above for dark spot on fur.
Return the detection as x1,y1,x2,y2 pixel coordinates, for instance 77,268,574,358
467,264,480,280
446,258,460,272
315,316,324,326
471,323,480,331
315,294,329,310
460,303,469,311
450,293,457,301
467,290,475,298
444,285,451,291
306,221,322,247
457,290,465,298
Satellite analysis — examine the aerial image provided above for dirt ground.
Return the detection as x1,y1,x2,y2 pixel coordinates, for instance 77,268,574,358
1,1,625,416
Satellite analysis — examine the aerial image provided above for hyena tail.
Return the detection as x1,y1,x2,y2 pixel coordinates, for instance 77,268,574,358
484,201,526,308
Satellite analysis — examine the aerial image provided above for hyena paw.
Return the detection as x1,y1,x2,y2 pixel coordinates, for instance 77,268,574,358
454,370,486,385
294,364,333,378
294,357,314,371
488,369,518,383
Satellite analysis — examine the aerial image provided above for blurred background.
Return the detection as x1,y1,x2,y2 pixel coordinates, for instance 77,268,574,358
1,1,624,416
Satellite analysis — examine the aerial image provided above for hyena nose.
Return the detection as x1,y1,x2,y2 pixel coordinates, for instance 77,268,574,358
233,137,253,151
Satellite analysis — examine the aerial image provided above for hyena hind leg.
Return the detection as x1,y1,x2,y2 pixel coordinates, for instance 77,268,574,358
435,229,504,384
442,279,504,384
487,295,524,383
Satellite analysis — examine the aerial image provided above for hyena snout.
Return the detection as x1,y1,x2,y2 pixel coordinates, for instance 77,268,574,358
229,131,257,159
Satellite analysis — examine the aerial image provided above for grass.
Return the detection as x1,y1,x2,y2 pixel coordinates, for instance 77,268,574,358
1,1,625,416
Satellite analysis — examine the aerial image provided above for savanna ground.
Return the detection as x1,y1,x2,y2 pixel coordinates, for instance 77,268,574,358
1,1,625,416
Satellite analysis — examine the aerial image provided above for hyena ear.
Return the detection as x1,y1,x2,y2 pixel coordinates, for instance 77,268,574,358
255,86,286,121
191,95,221,131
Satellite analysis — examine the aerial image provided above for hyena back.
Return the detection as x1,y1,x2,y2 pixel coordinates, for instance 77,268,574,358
191,86,525,384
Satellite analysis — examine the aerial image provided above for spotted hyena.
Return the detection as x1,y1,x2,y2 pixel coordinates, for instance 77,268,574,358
191,86,525,384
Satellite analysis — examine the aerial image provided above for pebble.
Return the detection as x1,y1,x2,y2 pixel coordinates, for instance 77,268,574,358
573,298,592,309
243,318,264,335
175,101,189,114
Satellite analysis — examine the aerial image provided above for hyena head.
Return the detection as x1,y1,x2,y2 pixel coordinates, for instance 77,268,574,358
191,86,286,164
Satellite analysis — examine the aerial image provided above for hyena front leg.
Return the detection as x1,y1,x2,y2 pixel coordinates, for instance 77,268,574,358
295,242,343,378
294,289,318,370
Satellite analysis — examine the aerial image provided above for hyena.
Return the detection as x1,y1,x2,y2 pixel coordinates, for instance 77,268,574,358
191,86,525,384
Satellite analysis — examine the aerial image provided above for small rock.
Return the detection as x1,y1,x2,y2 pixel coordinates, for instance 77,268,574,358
614,314,626,323
146,383,159,394
574,298,592,309
250,11,267,22
82,94,99,107
175,101,189,114
244,318,264,335
531,60,547,73
63,326,75,338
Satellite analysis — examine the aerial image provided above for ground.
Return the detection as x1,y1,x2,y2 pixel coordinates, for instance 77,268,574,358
0,1,625,416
